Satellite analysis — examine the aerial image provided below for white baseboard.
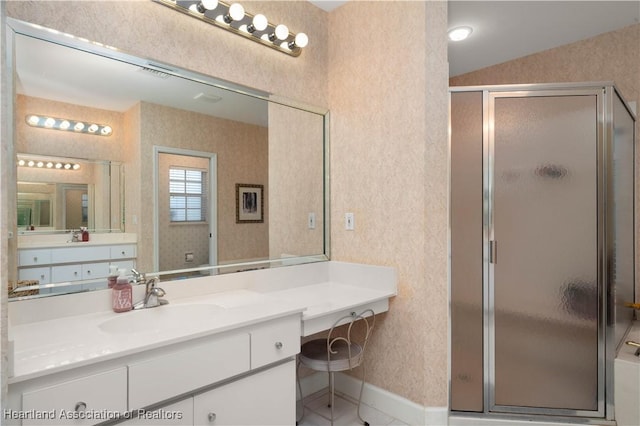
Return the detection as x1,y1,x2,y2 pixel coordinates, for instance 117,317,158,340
299,372,448,426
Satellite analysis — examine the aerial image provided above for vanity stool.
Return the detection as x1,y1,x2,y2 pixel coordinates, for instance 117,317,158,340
296,309,376,426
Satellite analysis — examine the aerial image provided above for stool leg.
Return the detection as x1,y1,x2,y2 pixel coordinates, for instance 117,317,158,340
329,371,335,426
356,365,369,426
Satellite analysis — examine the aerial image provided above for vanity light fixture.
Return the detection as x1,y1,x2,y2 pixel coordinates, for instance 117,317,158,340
154,0,309,57
17,156,81,171
26,115,113,137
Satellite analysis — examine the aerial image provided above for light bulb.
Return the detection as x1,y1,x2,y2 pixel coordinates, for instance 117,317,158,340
59,120,71,130
202,0,218,10
101,126,112,136
251,14,268,32
44,117,56,128
72,164,80,170
74,122,85,131
88,124,99,133
448,26,473,42
36,161,44,168
228,3,245,21
27,115,40,126
27,160,35,167
274,24,289,41
46,162,53,168
288,32,308,49
64,163,71,170
18,159,25,166
55,163,63,169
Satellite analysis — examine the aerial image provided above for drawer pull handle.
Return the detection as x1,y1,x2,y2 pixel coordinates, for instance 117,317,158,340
122,251,126,255
40,274,45,279
75,402,87,412
33,257,38,262
208,412,216,422
275,341,283,350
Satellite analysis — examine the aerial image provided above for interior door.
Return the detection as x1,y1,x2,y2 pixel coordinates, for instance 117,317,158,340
489,92,602,416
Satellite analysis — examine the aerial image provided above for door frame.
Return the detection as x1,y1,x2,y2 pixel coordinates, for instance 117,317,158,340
152,145,218,273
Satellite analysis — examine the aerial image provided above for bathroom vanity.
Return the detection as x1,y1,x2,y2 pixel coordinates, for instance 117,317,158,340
6,261,397,425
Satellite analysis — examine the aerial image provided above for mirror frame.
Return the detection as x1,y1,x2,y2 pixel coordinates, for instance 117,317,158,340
7,17,331,295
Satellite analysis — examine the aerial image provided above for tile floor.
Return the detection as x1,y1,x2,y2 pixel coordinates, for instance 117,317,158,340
297,389,408,426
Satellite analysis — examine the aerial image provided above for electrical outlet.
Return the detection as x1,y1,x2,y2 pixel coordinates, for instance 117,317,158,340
345,212,355,230
308,212,316,229
185,252,194,263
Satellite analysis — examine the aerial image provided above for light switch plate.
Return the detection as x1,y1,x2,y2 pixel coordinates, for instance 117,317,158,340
345,212,354,230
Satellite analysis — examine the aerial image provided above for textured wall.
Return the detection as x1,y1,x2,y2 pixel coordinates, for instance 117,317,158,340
268,102,324,259
450,23,640,301
6,0,329,108
137,102,268,271
328,1,449,407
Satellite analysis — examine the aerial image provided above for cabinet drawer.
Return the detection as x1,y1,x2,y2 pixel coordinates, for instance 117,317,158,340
111,260,134,275
120,398,193,425
21,367,127,425
193,360,295,425
82,262,110,280
18,267,51,285
18,249,51,266
110,244,136,260
50,246,110,263
128,333,250,409
250,315,300,369
51,265,83,282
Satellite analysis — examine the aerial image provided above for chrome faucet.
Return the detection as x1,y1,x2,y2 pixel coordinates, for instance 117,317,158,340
132,272,168,309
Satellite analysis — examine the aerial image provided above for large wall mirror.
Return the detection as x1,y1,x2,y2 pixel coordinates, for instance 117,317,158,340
9,18,329,299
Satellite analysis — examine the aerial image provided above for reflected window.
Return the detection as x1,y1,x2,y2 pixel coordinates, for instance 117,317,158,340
169,167,207,222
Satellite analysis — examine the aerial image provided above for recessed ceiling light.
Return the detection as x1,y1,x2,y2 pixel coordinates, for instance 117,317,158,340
448,26,473,42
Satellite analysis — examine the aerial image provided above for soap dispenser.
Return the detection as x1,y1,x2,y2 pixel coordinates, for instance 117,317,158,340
112,269,132,313
107,265,119,288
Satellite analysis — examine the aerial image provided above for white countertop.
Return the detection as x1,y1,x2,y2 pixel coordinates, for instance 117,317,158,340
8,261,397,384
10,290,303,383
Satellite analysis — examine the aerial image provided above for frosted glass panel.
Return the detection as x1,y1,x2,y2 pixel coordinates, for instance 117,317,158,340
450,91,484,412
492,95,598,411
611,94,635,347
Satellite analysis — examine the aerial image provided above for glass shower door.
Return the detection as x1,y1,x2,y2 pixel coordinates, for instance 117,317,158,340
489,93,602,416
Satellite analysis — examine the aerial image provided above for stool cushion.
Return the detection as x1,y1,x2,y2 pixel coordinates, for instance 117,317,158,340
300,338,363,372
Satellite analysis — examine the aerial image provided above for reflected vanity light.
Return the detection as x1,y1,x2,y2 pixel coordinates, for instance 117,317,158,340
154,0,309,57
26,114,113,137
17,156,81,171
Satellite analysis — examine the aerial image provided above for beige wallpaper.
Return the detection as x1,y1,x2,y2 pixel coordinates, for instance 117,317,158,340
268,102,324,259
450,23,640,300
135,102,269,272
2,0,450,411
328,1,449,407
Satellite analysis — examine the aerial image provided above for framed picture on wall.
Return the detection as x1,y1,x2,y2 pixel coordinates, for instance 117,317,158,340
236,183,264,223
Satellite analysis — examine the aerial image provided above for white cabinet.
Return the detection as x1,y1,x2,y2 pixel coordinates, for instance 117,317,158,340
128,333,250,409
193,360,296,426
8,313,300,426
17,244,136,292
120,399,193,426
18,249,52,267
250,315,300,369
21,368,127,426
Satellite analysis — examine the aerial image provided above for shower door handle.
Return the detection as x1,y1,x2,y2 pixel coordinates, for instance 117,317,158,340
489,240,497,264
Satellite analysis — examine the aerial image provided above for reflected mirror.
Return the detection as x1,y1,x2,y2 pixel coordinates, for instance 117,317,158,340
17,154,123,232
10,18,328,299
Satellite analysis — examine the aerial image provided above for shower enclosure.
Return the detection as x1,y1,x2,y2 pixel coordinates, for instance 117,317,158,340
450,83,636,422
